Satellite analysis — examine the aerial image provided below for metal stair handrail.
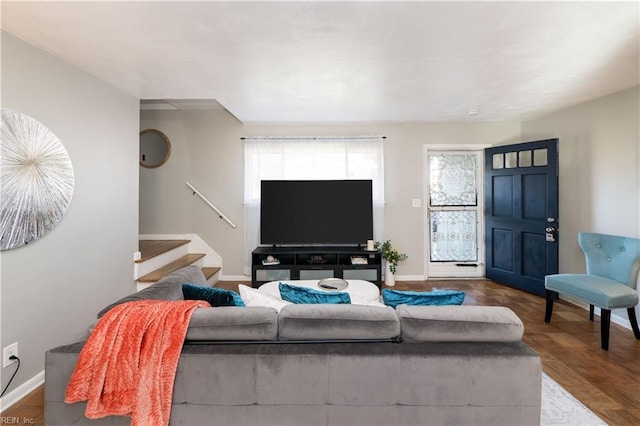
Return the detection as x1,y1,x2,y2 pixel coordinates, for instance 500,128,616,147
185,181,237,229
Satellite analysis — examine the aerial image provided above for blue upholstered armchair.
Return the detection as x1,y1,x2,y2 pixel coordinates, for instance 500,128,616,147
544,232,640,350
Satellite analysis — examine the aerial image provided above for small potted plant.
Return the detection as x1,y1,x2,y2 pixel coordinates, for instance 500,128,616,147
375,240,408,287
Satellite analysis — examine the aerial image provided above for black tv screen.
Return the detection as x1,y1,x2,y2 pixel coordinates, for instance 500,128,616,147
260,180,374,245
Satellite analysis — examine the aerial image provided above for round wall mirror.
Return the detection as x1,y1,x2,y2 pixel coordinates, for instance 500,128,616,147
140,129,171,168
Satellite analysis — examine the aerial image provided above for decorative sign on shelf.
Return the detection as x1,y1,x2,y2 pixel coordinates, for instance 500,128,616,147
350,256,368,265
0,109,74,250
262,255,280,266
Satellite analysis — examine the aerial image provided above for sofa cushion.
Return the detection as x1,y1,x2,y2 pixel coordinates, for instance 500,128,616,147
278,304,400,341
397,305,524,342
183,284,245,307
238,284,292,312
185,306,278,341
97,265,207,318
279,283,351,304
382,289,465,308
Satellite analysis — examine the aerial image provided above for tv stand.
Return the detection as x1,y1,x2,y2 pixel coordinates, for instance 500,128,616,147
251,246,382,288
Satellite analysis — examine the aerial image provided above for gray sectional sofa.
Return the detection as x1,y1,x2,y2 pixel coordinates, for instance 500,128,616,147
45,266,542,426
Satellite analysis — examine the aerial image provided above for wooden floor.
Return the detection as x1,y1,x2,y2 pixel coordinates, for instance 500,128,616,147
3,279,639,425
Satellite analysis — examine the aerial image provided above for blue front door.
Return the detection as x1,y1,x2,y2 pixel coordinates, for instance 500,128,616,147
484,139,559,296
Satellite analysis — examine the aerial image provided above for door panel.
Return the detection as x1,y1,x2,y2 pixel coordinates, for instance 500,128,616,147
522,174,546,219
492,229,514,271
522,232,546,278
485,139,558,296
492,176,513,216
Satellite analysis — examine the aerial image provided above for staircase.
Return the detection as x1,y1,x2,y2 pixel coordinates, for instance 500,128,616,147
135,235,222,290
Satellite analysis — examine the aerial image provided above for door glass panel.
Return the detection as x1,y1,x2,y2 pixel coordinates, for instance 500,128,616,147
430,211,478,261
492,153,504,169
429,154,477,206
505,152,518,168
519,150,532,167
534,148,548,166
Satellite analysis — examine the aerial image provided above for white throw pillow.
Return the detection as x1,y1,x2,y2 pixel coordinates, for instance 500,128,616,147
350,294,386,307
238,284,292,312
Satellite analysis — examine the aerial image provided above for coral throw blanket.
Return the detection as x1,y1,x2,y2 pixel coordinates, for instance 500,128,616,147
65,299,209,426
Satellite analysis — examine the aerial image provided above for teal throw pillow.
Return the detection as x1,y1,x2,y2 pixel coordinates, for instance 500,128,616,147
182,283,245,307
382,289,465,309
279,282,351,304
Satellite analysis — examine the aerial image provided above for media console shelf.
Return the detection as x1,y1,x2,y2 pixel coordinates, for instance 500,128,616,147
252,246,382,288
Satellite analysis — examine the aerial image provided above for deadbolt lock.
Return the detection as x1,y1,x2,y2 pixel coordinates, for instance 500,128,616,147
545,226,556,242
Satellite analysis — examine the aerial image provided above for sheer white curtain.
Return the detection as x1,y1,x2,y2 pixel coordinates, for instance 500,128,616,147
243,136,385,275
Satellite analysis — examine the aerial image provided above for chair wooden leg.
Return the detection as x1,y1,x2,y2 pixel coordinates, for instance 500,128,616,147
628,308,640,340
589,304,594,321
600,309,611,351
544,290,557,323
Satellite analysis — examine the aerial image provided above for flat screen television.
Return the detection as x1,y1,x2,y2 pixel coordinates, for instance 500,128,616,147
260,180,373,246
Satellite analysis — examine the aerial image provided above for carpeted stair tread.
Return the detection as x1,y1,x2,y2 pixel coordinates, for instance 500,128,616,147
138,254,205,282
137,240,190,263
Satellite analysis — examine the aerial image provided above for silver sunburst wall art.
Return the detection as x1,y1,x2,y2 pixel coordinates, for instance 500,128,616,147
1,109,74,250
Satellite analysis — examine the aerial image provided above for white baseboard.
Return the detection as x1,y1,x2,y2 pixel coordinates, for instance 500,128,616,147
594,305,632,330
610,312,632,330
394,275,426,281
394,275,491,281
0,370,44,412
555,295,633,331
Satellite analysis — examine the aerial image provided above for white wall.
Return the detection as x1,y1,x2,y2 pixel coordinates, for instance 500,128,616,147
139,114,520,278
522,86,640,324
140,109,246,277
0,33,139,397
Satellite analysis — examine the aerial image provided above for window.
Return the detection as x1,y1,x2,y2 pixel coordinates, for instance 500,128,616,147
243,136,385,274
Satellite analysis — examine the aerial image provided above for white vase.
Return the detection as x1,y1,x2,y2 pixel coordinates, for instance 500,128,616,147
385,262,396,287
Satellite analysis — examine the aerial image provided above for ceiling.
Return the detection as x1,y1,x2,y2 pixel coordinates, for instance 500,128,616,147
2,1,638,123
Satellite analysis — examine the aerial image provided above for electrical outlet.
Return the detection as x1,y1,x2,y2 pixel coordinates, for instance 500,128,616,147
3,342,18,368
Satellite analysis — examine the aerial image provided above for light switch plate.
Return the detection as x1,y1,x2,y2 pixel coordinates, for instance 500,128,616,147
412,198,421,208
